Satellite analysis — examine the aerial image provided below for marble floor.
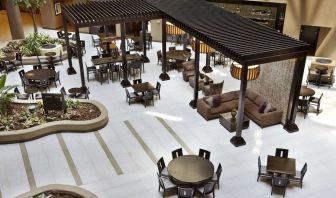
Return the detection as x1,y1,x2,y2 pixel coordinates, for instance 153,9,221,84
1,18,336,198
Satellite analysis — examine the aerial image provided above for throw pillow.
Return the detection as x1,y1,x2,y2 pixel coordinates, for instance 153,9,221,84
264,103,273,113
212,95,221,108
205,97,213,107
258,101,267,113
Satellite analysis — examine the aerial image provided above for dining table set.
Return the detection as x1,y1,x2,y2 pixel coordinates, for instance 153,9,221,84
157,148,221,197
166,49,191,71
298,85,323,118
258,148,307,197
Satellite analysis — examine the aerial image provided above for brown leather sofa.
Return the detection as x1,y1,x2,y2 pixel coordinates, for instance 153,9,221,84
197,89,283,128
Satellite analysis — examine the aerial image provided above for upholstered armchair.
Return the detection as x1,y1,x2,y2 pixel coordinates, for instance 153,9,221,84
202,80,224,96
182,60,195,82
189,76,204,91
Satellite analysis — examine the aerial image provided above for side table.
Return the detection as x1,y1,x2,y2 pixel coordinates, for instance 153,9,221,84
219,113,250,132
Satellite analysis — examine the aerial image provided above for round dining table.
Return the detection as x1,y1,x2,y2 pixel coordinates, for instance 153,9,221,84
25,69,56,81
167,155,214,186
166,50,191,61
300,86,315,98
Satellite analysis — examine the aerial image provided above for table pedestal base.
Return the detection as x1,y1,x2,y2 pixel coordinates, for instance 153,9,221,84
189,100,197,109
159,73,170,81
230,136,246,147
67,67,77,75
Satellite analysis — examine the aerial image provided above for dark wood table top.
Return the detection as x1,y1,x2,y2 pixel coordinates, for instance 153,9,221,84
25,87,38,94
266,155,296,176
92,53,142,65
166,50,191,61
167,155,214,185
132,82,155,93
68,87,84,94
25,69,56,81
300,86,315,97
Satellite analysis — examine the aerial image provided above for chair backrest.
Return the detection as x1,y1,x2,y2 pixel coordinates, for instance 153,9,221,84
157,157,166,176
19,69,25,78
57,31,63,38
172,148,183,159
169,46,176,51
301,163,307,180
178,187,194,198
33,65,42,70
16,52,22,61
216,163,222,180
14,87,20,94
37,56,42,65
40,78,49,87
60,87,66,96
272,176,288,187
48,65,55,70
55,71,60,80
92,55,100,59
258,156,261,171
84,88,90,99
202,182,215,195
22,77,30,87
318,93,323,102
125,88,130,98
102,53,110,58
199,148,211,160
275,148,289,158
156,82,161,92
133,79,142,84
126,51,131,55
157,50,162,58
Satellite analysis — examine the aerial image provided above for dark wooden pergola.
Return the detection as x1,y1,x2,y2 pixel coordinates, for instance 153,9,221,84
61,0,162,87
62,0,310,147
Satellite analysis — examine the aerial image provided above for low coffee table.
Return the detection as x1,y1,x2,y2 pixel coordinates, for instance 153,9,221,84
219,113,250,132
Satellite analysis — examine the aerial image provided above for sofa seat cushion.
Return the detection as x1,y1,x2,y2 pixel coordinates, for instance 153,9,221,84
211,100,238,114
220,91,239,103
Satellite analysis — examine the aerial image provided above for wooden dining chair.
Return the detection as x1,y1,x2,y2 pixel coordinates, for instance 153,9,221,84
178,187,194,198
309,93,323,115
211,163,222,189
157,157,169,178
257,156,272,181
275,148,289,158
197,182,216,198
133,79,142,84
289,162,307,188
172,148,183,159
271,176,289,197
198,148,211,160
142,91,154,108
157,173,177,198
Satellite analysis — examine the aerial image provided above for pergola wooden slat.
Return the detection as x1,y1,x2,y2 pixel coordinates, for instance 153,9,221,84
62,0,310,147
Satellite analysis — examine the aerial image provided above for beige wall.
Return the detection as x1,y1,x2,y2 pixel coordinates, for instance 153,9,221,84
40,0,63,29
150,19,162,42
247,0,336,59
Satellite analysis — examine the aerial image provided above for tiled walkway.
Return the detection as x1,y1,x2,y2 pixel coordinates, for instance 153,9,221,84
1,19,336,197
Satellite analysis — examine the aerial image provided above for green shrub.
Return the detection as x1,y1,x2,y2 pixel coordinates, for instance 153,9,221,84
19,33,56,57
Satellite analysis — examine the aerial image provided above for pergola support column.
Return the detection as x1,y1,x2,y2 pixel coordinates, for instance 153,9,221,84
284,56,307,132
142,21,147,57
159,18,170,81
189,39,200,109
63,16,76,75
74,28,86,88
120,22,131,88
230,64,248,147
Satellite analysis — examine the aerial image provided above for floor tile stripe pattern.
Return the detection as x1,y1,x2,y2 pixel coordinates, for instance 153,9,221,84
94,131,123,175
19,143,37,189
0,189,2,198
56,134,83,186
156,117,195,155
124,120,158,164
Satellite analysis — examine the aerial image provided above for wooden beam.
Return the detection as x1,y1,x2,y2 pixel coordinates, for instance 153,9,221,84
159,18,170,81
120,22,131,88
142,21,147,57
74,27,86,88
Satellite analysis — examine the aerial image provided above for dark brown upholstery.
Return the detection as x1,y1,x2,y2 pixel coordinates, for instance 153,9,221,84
202,80,224,96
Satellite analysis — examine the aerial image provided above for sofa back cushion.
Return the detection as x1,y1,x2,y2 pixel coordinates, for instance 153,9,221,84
255,95,267,107
246,89,259,101
220,91,239,103
183,60,195,71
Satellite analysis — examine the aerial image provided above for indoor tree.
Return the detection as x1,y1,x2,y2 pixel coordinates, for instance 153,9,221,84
13,0,46,33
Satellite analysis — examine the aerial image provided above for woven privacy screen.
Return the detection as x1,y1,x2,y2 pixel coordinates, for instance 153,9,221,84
166,22,184,35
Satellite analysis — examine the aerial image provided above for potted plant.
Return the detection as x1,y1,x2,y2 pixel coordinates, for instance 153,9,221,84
231,108,237,120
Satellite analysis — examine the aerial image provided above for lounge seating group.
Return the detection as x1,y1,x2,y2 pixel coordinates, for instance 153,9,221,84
197,89,283,128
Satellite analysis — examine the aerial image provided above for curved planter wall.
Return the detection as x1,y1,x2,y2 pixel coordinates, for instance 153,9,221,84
0,99,108,144
16,184,98,198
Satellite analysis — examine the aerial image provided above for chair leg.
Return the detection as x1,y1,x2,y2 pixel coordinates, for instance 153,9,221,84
317,104,320,115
